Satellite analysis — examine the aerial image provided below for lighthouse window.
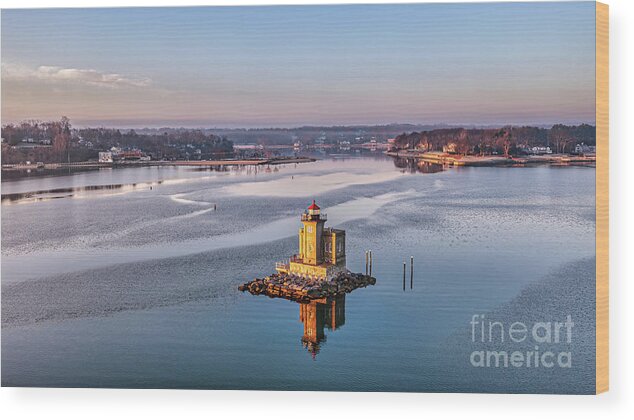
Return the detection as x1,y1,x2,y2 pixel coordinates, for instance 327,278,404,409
308,226,313,233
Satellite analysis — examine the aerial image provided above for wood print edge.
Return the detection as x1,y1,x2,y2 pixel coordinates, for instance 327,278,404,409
595,0,609,395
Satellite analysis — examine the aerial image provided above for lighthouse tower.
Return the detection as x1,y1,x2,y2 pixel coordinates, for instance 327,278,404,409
299,200,325,265
275,200,346,280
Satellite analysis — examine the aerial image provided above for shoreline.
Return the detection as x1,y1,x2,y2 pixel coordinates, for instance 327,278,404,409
0,156,316,178
386,150,596,167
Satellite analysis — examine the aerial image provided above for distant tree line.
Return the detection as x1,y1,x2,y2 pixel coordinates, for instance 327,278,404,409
135,124,453,146
75,127,233,160
392,124,595,156
1,118,234,164
2,118,594,164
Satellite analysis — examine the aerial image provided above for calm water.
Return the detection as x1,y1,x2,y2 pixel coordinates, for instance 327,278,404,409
1,156,596,393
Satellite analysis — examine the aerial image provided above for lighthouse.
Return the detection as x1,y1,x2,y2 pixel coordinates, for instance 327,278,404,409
299,200,326,265
275,200,347,280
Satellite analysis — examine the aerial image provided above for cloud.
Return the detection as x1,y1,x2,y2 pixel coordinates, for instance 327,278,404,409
1,63,151,88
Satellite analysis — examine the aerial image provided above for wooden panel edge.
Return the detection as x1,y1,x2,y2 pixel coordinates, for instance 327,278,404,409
595,0,609,395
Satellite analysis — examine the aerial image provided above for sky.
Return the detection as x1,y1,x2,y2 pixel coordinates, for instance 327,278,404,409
1,2,596,128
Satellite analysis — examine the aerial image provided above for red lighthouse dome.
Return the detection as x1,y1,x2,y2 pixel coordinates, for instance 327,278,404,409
302,200,325,222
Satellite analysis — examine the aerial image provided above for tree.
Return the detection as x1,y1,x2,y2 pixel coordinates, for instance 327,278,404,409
455,129,471,155
52,116,72,162
494,128,513,157
2,124,19,145
548,124,570,154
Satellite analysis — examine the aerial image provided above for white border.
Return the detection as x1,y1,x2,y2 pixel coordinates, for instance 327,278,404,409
1,1,632,419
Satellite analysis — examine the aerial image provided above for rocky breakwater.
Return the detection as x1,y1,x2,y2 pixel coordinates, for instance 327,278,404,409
239,271,376,302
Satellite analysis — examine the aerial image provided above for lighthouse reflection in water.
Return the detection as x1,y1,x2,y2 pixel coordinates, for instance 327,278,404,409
240,200,373,359
299,295,345,358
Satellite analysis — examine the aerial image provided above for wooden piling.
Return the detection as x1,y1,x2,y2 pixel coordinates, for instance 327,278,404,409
365,251,369,275
402,261,406,290
369,250,373,276
410,256,414,289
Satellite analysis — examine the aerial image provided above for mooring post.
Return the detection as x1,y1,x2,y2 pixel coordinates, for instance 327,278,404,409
402,261,406,290
365,251,369,275
369,250,373,276
410,256,414,289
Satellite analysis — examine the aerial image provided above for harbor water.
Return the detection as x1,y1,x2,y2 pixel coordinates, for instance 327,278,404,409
1,155,596,393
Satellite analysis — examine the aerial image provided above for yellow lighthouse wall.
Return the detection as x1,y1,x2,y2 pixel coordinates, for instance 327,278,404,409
323,228,346,267
299,220,324,265
284,204,348,280
288,261,347,280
